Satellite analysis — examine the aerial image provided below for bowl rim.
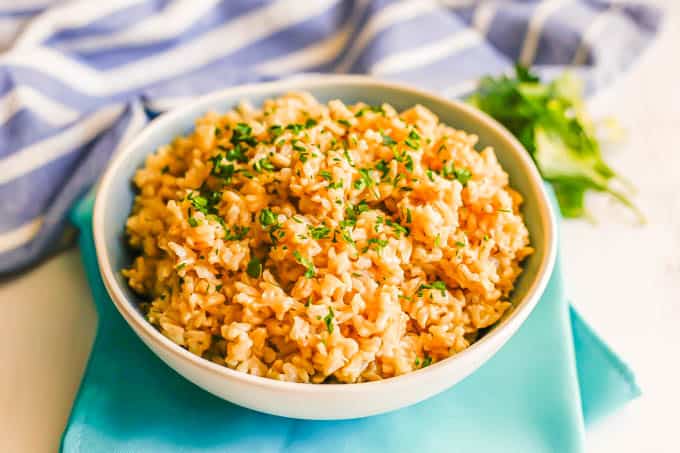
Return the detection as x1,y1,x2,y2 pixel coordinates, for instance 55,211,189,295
93,74,557,393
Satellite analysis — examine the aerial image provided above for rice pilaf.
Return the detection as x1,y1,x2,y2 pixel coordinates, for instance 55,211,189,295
122,92,533,383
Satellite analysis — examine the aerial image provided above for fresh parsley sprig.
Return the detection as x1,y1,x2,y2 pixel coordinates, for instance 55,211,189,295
468,64,643,222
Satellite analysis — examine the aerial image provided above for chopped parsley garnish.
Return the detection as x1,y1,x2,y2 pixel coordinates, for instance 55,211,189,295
337,119,351,128
404,129,420,150
342,149,354,167
188,217,199,227
268,124,283,141
259,208,278,227
375,159,390,179
406,208,413,223
354,168,378,197
381,134,397,147
454,168,472,185
374,216,384,232
328,180,343,189
293,250,316,278
291,140,306,152
421,355,433,368
404,154,414,172
286,123,305,134
209,155,235,182
161,165,170,174
319,170,333,181
355,105,385,117
426,170,435,182
441,162,472,186
343,200,369,227
323,306,335,334
434,234,441,247
364,237,388,253
418,280,447,297
385,219,409,237
224,225,249,241
308,224,331,240
230,123,257,147
253,158,275,172
305,118,318,128
497,208,512,213
340,228,355,245
175,263,186,270
246,257,263,278
187,190,224,225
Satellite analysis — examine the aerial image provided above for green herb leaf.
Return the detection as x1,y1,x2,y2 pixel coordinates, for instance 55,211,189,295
386,218,409,237
224,225,249,241
308,224,331,240
323,306,335,334
381,134,397,147
404,129,420,150
246,257,263,278
418,280,447,297
355,105,385,117
286,123,305,134
469,64,642,222
253,158,275,172
259,208,278,227
230,123,257,147
293,250,316,278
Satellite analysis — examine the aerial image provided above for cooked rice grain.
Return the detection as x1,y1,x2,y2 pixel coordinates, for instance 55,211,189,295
122,92,533,383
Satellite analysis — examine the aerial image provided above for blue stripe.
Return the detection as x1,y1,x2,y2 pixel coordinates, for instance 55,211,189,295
387,44,511,93
45,1,174,47
70,0,265,70
533,1,605,65
0,108,78,159
350,10,470,74
486,2,540,63
0,145,87,231
0,6,46,18
1,66,103,109
194,0,354,69
0,102,141,274
0,0,663,274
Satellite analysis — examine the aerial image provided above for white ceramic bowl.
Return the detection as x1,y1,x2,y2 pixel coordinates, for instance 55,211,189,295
93,75,557,420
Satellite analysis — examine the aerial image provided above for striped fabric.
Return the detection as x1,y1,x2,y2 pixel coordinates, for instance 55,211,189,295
0,0,661,275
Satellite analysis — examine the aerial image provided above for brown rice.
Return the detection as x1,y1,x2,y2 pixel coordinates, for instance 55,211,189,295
122,92,532,383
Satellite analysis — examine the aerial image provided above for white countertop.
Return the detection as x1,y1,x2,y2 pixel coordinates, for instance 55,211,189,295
2,2,679,451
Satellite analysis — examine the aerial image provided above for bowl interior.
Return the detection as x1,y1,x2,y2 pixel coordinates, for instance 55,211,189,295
98,77,552,352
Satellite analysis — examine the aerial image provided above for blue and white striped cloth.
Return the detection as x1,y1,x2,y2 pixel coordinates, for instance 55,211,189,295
0,0,661,275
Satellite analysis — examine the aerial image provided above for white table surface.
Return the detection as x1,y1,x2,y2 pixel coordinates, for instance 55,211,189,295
2,2,679,451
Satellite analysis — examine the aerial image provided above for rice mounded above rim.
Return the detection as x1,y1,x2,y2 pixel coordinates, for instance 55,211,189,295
122,92,533,384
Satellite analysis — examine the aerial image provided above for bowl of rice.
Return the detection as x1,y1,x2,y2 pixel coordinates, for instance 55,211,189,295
93,75,556,420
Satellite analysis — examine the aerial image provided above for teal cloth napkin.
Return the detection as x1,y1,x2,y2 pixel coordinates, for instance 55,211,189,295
61,194,640,453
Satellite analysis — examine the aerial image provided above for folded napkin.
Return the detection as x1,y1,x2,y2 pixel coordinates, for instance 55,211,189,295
0,0,662,275
61,193,639,453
